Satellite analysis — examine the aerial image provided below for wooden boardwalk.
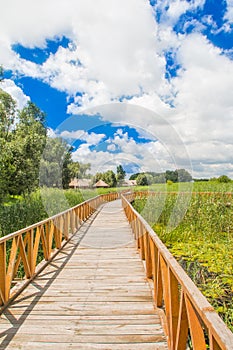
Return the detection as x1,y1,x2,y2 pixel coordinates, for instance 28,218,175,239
0,200,168,350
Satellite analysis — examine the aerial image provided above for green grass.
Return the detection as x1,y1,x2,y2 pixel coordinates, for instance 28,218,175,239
0,188,99,237
132,183,233,331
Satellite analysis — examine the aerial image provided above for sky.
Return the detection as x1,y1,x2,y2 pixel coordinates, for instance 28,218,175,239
0,0,233,178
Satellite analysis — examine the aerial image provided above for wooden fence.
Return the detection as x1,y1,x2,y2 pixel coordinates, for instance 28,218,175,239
121,193,233,350
0,192,118,307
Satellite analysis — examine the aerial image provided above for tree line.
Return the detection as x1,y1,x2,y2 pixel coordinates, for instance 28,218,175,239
130,169,192,185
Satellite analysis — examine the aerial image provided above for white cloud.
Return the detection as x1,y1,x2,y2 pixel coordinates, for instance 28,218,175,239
172,33,233,143
0,0,165,100
47,127,57,138
154,0,205,25
71,125,185,175
60,130,105,145
107,143,117,151
225,0,233,23
1,79,30,109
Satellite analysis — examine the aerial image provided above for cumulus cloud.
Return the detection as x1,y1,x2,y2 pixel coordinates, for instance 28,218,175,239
70,121,190,176
154,0,205,25
225,0,233,23
60,130,105,145
0,0,165,100
1,79,30,109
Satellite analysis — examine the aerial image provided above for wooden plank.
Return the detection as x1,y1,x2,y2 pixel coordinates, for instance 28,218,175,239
1,341,168,350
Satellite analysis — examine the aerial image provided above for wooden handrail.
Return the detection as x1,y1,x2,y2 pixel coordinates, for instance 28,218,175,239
0,192,118,307
121,193,233,350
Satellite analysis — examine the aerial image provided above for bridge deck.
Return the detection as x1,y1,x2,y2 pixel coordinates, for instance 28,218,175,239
0,200,167,349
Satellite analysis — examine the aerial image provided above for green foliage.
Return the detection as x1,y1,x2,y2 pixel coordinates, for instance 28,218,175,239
133,185,233,331
102,170,117,187
39,137,73,188
9,102,47,195
166,180,173,185
0,97,47,199
116,165,126,184
177,168,192,182
92,170,117,187
0,88,16,139
130,169,191,184
0,188,96,237
69,162,91,180
136,173,148,186
217,175,231,183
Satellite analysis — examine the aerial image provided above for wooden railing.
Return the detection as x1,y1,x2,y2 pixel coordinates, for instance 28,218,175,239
0,192,118,308
121,193,233,350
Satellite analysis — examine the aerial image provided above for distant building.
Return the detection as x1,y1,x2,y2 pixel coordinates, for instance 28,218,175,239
93,180,110,188
122,180,137,186
69,178,91,189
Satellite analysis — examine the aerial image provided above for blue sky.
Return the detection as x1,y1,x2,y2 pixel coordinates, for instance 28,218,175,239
0,0,233,177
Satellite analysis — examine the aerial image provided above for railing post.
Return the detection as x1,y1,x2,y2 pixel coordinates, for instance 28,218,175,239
0,242,7,305
168,268,180,350
28,229,34,275
144,232,152,279
139,221,145,260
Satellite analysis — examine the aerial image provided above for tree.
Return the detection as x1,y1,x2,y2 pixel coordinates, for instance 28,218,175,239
177,169,192,182
40,137,73,188
116,165,126,184
136,173,148,186
165,170,178,183
153,174,166,184
0,88,16,140
129,173,139,180
102,170,117,187
217,175,231,183
69,162,80,179
62,146,73,189
92,172,103,185
8,102,47,195
79,163,91,178
0,89,17,200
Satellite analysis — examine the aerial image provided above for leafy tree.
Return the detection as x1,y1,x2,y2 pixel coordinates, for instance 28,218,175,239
40,137,72,188
116,165,126,184
217,175,231,183
153,174,166,183
92,172,103,185
102,170,117,187
129,173,140,180
62,146,73,189
165,170,178,183
8,102,47,195
146,174,154,185
177,169,192,182
0,88,16,140
79,163,91,178
136,173,148,186
69,162,80,178
0,89,17,200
